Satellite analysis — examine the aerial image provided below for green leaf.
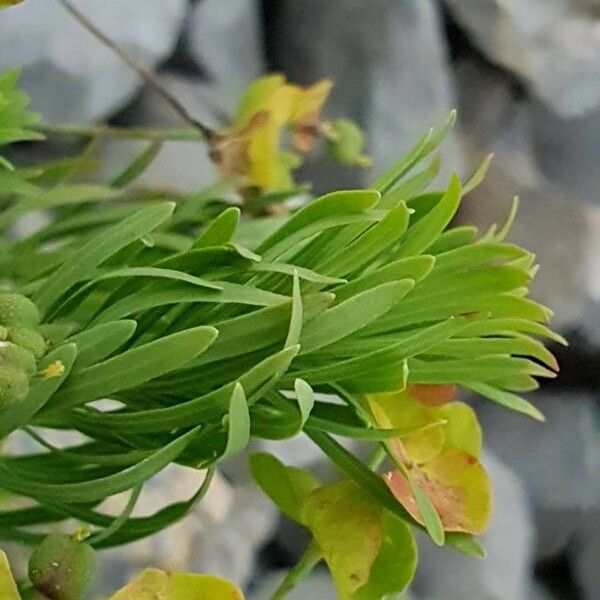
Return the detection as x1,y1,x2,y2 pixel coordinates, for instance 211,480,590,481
285,270,303,348
110,140,163,188
66,320,137,367
221,383,250,459
373,110,456,194
192,206,240,249
300,280,414,354
353,511,417,600
250,452,320,522
412,478,445,545
45,326,218,412
0,426,201,503
67,345,299,434
0,184,119,230
395,174,462,259
303,480,417,600
294,378,314,428
33,201,175,315
257,190,380,257
466,382,545,421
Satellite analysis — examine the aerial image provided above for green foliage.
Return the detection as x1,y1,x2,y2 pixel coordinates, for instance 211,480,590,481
0,69,560,599
0,69,42,170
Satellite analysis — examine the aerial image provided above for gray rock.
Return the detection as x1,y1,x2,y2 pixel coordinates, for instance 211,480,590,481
367,0,462,183
571,511,600,600
265,0,461,191
0,0,187,122
98,74,220,193
532,102,600,204
476,392,599,565
185,0,264,115
445,0,600,117
455,57,591,332
479,393,598,512
412,452,535,600
96,466,277,595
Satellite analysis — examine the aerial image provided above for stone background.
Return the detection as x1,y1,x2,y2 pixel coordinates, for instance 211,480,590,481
0,1,598,598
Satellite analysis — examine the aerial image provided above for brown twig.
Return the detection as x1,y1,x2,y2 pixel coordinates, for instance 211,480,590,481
55,0,217,141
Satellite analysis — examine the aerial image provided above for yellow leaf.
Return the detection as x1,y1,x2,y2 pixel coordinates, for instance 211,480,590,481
109,568,244,600
366,389,446,463
437,401,482,458
385,448,491,534
213,75,333,190
0,551,20,600
0,0,24,8
367,385,491,534
235,74,286,126
302,480,417,600
304,481,382,597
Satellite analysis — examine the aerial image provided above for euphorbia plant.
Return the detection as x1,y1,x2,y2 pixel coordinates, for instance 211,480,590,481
0,5,562,599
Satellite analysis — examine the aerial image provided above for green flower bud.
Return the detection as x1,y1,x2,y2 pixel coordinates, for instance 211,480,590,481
0,294,40,327
0,341,37,376
20,589,50,600
8,327,46,359
326,118,372,167
28,534,95,600
0,364,29,409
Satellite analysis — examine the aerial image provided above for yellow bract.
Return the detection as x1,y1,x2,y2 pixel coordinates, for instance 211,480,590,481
0,551,20,600
211,75,332,190
366,385,491,534
109,568,244,600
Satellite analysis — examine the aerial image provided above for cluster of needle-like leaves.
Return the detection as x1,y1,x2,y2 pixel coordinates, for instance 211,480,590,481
0,70,561,599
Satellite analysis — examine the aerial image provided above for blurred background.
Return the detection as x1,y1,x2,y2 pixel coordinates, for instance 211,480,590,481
1,1,599,598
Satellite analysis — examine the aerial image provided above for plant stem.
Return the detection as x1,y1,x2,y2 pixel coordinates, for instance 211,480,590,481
39,122,204,142
270,541,322,600
55,0,216,141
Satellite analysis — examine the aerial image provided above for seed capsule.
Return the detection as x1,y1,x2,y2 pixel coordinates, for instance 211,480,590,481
0,294,40,327
28,534,95,600
0,364,29,409
0,341,36,376
7,327,46,358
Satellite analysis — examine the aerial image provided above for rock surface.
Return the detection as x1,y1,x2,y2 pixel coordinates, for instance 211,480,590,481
0,0,187,122
455,57,591,332
185,0,264,115
445,0,600,117
265,0,462,190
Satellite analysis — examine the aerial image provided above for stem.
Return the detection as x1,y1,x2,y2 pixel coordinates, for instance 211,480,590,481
39,122,204,142
55,0,216,140
367,445,386,470
270,541,322,600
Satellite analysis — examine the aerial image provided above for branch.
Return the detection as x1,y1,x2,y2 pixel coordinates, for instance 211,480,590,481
270,541,322,600
39,122,204,142
55,0,217,141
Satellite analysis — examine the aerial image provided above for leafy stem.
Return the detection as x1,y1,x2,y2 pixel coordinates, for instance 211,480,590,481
39,122,204,142
270,540,322,600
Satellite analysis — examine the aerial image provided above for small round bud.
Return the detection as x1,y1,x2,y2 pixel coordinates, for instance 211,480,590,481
0,294,40,327
28,534,95,600
326,118,372,167
0,364,29,409
20,589,50,600
8,327,46,359
0,341,37,376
